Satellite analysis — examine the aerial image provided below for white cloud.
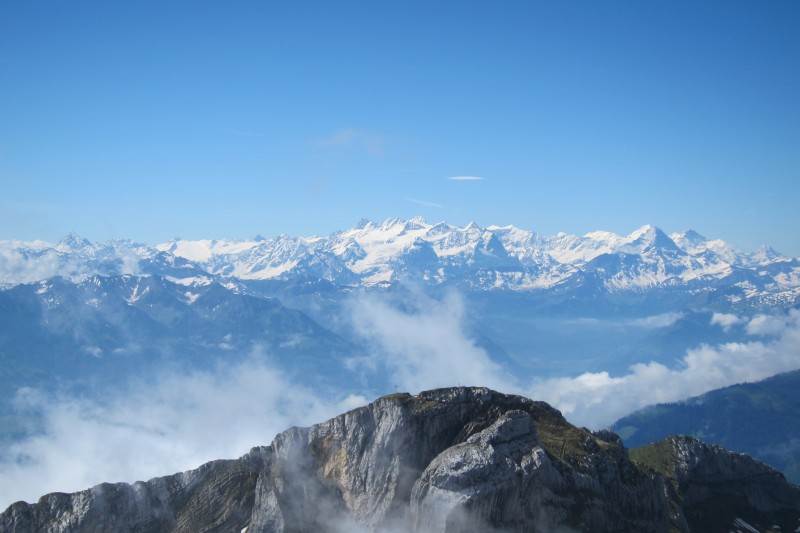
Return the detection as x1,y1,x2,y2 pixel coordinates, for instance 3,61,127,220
628,312,684,329
0,353,365,510
447,176,484,181
0,247,64,285
711,312,745,332
4,284,799,512
118,249,141,276
348,290,800,433
529,309,800,429
745,313,790,336
347,289,517,393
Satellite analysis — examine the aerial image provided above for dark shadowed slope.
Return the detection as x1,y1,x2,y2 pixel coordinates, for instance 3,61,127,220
613,369,800,483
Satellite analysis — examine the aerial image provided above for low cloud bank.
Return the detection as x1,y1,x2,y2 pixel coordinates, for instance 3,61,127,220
529,310,800,428
3,291,799,512
348,291,800,431
0,353,366,509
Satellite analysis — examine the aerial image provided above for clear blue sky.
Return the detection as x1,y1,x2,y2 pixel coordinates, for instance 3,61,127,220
2,1,799,255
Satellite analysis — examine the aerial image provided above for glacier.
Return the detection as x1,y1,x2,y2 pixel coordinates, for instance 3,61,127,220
1,219,798,309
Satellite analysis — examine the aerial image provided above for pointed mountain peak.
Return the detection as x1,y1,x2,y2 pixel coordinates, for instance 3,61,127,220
682,229,707,242
464,221,481,231
427,221,454,236
624,225,682,253
627,224,658,240
379,217,405,229
670,229,708,251
56,231,93,252
403,216,429,232
354,218,372,230
751,245,782,263
628,224,676,242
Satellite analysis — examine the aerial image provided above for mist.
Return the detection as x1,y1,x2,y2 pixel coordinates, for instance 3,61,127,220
528,309,800,428
347,288,518,393
3,288,799,512
0,352,366,509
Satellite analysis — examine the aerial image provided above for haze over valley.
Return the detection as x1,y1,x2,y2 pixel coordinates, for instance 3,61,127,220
1,218,799,508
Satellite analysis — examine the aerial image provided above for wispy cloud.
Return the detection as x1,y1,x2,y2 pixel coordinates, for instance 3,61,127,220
0,352,366,509
447,176,484,181
745,313,791,336
316,128,386,156
348,290,800,431
6,289,800,510
406,198,443,209
628,312,684,329
711,312,746,332
347,289,516,393
528,309,800,428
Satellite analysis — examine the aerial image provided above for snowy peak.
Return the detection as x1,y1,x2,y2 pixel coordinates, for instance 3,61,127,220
678,229,708,245
56,232,94,253
627,224,658,240
1,219,796,302
407,215,427,227
751,245,782,264
621,225,682,254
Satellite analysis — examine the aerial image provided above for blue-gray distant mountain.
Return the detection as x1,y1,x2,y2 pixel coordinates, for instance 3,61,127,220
2,218,798,437
612,369,800,483
0,274,358,411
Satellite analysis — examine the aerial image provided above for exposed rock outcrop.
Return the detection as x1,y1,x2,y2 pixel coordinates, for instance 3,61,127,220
631,435,800,533
2,387,799,532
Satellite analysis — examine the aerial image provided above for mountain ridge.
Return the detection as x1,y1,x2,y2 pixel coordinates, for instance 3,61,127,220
2,218,798,309
2,387,798,532
612,369,800,484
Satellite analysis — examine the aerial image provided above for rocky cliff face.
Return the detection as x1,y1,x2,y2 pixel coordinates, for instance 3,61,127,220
630,435,800,532
2,387,799,532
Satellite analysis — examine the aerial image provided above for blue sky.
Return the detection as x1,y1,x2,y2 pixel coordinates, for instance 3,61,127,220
1,1,799,255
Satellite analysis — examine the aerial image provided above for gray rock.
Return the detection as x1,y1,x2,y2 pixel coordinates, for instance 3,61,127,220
2,387,799,532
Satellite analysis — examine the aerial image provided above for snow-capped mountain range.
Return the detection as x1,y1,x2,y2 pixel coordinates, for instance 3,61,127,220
2,217,798,307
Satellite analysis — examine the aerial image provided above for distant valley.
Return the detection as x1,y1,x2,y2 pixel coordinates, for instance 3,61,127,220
1,218,799,509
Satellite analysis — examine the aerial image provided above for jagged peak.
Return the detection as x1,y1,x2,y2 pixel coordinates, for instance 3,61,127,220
486,224,539,243
463,221,481,231
56,231,94,252
681,229,707,242
354,218,373,230
427,221,455,235
1,219,793,291
751,244,783,263
625,224,681,252
378,217,406,229
626,224,659,240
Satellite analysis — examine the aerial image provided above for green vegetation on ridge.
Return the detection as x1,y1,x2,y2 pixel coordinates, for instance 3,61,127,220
614,369,800,483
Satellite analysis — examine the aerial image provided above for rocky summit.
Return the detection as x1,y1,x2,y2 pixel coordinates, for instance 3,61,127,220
2,387,799,532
